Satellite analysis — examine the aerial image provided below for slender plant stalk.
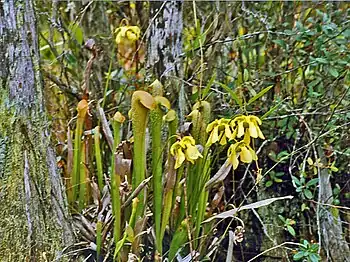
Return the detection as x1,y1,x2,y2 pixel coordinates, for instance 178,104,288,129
174,164,186,230
94,126,104,192
131,91,155,219
150,80,170,257
195,149,211,242
114,198,139,259
96,220,102,261
187,101,211,246
72,99,88,204
151,107,163,256
168,219,189,261
66,126,73,204
79,142,87,211
111,112,125,247
161,110,178,240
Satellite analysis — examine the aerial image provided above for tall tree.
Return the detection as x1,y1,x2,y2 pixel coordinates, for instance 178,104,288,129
0,0,74,261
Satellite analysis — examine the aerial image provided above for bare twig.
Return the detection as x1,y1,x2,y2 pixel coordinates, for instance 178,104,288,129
247,242,305,262
96,102,114,150
121,176,152,210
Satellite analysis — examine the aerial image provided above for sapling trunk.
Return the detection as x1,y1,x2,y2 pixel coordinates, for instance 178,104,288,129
72,99,88,204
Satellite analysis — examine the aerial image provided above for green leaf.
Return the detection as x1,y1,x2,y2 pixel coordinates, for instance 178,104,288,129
277,151,289,159
309,253,321,262
243,69,249,82
202,73,216,98
261,99,284,120
272,39,287,49
301,203,308,211
265,180,273,187
69,23,84,45
330,164,338,172
293,251,305,260
304,189,313,199
307,157,314,166
247,85,273,106
328,67,339,78
275,172,284,177
306,178,319,187
291,176,301,186
315,57,328,64
125,225,134,242
287,225,296,236
286,130,294,139
268,151,277,161
65,52,77,65
310,243,319,252
307,79,321,88
278,215,285,222
216,81,243,108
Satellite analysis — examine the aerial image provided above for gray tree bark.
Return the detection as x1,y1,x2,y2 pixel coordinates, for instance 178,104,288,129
318,148,350,261
147,0,185,123
0,0,74,261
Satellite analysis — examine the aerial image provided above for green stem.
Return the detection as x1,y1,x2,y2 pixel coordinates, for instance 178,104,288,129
94,126,104,192
114,198,139,260
96,220,102,261
131,91,155,219
195,149,211,244
72,119,82,203
174,165,186,230
151,106,163,255
72,100,88,205
160,113,178,241
150,80,167,256
187,101,211,245
168,219,189,261
79,142,87,211
111,112,124,246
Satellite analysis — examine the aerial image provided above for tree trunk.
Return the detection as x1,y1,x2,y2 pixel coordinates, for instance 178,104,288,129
318,148,350,261
147,0,185,123
0,0,74,261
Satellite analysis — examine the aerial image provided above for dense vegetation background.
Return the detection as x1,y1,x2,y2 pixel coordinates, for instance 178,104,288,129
0,1,349,261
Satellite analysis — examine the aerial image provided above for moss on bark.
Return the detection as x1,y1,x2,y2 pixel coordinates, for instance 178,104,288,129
0,0,74,260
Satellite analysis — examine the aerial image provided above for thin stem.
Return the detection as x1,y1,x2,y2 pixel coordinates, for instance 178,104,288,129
94,126,104,192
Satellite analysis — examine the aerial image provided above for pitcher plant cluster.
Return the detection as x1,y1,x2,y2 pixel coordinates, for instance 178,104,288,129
65,77,265,261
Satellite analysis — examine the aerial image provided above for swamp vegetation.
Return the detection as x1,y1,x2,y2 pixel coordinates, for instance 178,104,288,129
0,1,349,261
